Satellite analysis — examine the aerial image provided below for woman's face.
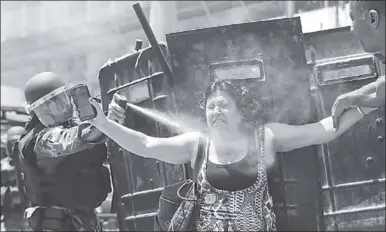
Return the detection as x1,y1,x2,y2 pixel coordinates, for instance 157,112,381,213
205,90,243,135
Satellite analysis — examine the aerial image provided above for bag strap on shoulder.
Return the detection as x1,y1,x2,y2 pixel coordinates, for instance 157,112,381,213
254,125,265,164
192,135,208,182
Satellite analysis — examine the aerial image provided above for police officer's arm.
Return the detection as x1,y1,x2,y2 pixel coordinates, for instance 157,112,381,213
33,124,100,157
332,76,385,128
340,77,384,107
78,123,108,144
266,106,377,153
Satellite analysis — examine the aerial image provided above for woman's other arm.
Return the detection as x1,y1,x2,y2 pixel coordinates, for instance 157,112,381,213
266,107,377,153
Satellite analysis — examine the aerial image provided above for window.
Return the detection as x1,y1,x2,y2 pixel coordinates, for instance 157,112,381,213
295,1,350,14
1,6,11,42
39,1,47,32
111,1,132,17
209,59,266,81
44,1,69,29
176,1,197,11
316,55,378,85
295,1,325,13
68,1,88,25
88,1,112,22
322,65,372,82
6,6,23,38
25,2,42,35
66,54,88,83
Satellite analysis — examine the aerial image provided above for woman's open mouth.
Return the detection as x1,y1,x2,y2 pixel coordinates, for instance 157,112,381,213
213,118,226,125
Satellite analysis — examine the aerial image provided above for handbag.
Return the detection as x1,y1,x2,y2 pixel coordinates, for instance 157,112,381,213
24,206,83,231
154,135,207,231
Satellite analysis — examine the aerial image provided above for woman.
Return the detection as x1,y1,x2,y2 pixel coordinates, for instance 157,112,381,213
89,80,376,231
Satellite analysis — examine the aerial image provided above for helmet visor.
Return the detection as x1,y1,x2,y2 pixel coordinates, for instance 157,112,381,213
30,87,74,127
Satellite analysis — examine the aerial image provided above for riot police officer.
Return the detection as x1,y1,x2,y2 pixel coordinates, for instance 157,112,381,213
1,126,27,231
332,0,385,129
17,72,126,231
5,126,27,164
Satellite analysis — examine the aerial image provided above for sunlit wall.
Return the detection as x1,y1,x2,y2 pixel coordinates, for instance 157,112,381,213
1,1,351,96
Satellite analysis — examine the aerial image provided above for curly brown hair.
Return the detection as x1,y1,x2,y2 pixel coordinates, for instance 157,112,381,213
199,79,264,125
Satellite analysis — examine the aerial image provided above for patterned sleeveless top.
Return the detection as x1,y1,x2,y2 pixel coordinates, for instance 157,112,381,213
195,126,277,231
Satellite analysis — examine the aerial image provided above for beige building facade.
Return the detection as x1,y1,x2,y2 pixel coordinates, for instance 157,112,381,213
1,1,347,96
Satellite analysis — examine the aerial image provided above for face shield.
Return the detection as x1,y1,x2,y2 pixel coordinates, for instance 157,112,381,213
26,86,74,127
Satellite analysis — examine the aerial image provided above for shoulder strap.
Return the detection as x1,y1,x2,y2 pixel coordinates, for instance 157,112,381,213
254,125,265,163
19,129,41,166
192,135,208,182
14,140,32,207
17,129,45,206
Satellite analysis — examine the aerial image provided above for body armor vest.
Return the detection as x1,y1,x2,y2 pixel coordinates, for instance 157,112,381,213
16,128,111,210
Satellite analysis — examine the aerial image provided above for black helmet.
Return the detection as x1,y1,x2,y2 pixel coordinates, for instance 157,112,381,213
5,126,26,158
24,72,66,104
24,72,74,127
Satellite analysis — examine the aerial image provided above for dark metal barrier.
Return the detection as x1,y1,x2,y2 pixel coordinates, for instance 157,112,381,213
166,17,320,231
304,26,385,231
98,21,385,231
98,43,185,231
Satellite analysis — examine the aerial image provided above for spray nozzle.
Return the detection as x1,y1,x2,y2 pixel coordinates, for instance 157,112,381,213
116,97,128,110
110,92,128,111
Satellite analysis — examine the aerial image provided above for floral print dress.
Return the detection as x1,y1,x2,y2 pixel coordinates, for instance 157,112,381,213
195,126,276,231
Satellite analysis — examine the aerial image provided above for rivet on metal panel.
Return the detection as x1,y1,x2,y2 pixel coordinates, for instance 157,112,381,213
376,118,383,125
366,157,374,164
378,136,384,142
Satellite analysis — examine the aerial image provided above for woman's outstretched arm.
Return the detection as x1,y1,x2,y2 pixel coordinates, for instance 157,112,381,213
88,97,200,164
266,106,377,153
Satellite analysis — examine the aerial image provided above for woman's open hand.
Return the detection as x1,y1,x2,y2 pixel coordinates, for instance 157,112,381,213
88,97,107,126
89,93,127,127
